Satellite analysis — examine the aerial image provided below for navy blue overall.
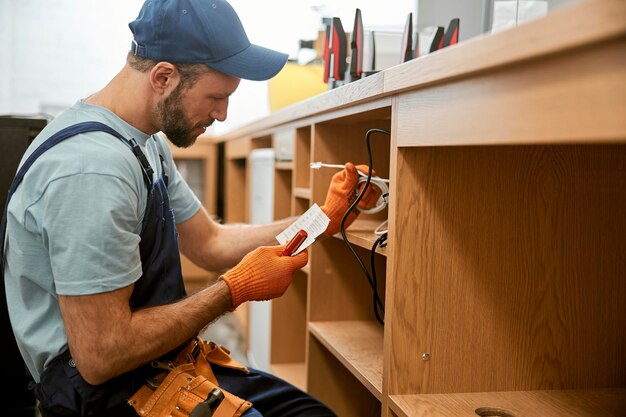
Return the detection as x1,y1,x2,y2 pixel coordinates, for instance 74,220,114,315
1,122,336,417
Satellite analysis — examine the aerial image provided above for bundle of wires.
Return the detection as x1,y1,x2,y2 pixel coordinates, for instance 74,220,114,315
339,128,390,325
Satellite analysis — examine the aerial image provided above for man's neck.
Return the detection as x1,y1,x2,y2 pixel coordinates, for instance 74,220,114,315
85,66,158,135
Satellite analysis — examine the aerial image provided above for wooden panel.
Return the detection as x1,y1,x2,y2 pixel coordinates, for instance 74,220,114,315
309,321,384,400
225,137,251,159
295,127,312,189
396,39,626,147
273,168,292,221
292,195,310,216
202,145,218,216
388,145,626,395
271,363,306,392
293,187,311,200
270,270,307,364
308,336,381,417
274,161,293,170
224,158,246,223
250,135,272,150
389,389,626,417
382,99,401,417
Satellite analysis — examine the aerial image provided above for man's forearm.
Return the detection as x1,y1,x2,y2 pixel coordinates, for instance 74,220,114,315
197,216,298,271
63,280,232,385
126,280,233,365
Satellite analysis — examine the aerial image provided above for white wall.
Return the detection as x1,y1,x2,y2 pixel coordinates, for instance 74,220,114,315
0,1,10,113
0,0,141,117
0,0,414,134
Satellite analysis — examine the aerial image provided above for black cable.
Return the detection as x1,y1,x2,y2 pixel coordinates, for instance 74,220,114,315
339,128,390,325
370,232,388,324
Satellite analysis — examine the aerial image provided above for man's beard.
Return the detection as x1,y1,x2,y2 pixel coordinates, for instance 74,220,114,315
156,84,211,148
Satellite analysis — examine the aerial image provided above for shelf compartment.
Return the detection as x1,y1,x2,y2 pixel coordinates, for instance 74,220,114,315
389,388,626,417
309,320,383,400
270,362,306,392
224,158,247,223
292,195,310,217
308,237,386,322
308,333,381,417
310,111,391,245
273,167,292,221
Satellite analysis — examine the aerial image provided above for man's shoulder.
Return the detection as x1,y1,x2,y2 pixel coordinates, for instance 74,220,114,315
25,103,147,183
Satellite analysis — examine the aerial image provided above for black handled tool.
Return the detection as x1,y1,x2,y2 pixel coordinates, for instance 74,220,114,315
189,388,225,417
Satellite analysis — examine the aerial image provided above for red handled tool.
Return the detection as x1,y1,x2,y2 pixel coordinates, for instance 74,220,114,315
429,26,445,53
282,230,308,256
442,18,460,48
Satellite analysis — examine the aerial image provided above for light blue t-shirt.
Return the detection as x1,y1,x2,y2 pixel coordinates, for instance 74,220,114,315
3,100,202,381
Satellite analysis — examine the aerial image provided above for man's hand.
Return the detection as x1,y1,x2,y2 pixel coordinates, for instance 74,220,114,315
320,162,378,236
220,245,308,309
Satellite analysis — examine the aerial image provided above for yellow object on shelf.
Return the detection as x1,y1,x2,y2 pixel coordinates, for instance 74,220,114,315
268,62,327,112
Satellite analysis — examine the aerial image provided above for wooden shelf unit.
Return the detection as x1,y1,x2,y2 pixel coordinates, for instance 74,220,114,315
213,1,626,415
168,136,219,294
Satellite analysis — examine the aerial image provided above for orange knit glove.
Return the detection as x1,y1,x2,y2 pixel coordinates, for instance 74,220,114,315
220,245,309,309
320,162,379,237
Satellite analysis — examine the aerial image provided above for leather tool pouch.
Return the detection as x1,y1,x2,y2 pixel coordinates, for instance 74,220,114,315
128,338,252,417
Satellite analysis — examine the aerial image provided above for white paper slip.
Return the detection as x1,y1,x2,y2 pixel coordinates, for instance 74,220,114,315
276,203,330,255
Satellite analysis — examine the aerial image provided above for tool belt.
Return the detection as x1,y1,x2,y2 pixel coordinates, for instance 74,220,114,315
128,337,252,417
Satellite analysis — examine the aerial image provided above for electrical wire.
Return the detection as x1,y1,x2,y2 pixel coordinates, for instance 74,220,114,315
339,128,391,325
374,219,388,235
371,232,388,323
311,161,390,182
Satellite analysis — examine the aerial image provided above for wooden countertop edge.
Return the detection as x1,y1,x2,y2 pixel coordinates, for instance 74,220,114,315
204,0,626,143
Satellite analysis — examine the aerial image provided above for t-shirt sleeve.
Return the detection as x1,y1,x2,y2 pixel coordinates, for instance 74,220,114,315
168,169,202,223
37,173,143,295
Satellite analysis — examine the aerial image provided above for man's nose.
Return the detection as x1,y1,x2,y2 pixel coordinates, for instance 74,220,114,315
210,98,229,122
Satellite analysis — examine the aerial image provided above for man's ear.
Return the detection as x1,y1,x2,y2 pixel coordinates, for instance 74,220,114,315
149,62,179,95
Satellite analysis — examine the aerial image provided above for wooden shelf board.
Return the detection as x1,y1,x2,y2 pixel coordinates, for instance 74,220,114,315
332,218,388,255
389,388,626,417
274,161,293,171
308,321,383,400
271,362,307,392
293,187,312,200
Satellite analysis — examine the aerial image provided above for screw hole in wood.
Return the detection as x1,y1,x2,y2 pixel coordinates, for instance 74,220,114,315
475,407,516,417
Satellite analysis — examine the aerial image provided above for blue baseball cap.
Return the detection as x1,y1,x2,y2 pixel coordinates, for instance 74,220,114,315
129,0,288,81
